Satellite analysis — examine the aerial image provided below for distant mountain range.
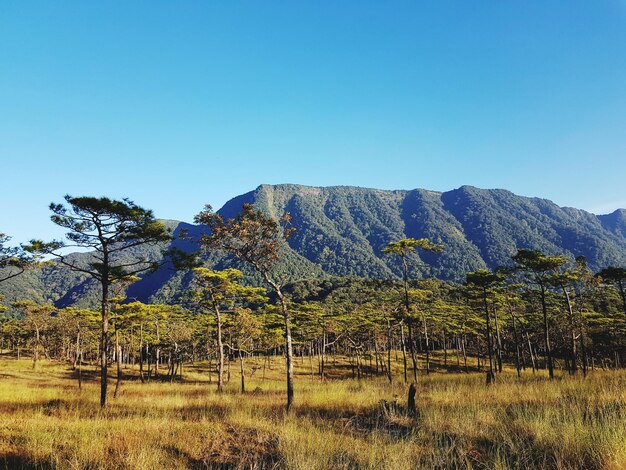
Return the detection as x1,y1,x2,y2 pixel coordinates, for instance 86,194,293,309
2,184,625,309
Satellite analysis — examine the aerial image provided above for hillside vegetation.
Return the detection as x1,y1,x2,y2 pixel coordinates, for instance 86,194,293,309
1,184,625,308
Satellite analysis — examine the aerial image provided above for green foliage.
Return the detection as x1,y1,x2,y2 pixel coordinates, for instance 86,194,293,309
26,195,172,285
0,232,36,284
383,238,444,257
190,268,267,307
3,184,626,308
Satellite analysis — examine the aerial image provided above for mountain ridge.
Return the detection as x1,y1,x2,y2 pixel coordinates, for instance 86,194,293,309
1,184,625,308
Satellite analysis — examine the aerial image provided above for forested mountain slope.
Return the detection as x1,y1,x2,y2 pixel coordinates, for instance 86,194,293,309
2,184,625,308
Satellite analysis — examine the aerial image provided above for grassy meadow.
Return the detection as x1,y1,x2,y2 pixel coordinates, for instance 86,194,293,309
1,353,626,470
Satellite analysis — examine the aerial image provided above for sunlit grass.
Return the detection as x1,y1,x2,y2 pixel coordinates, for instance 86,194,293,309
1,354,625,469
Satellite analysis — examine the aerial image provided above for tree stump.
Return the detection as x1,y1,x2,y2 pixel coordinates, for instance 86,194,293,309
408,382,417,415
486,371,495,385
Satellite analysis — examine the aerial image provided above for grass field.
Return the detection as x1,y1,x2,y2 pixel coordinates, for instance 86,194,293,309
1,354,626,469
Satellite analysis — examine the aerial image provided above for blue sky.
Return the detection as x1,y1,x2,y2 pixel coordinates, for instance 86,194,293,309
1,1,626,244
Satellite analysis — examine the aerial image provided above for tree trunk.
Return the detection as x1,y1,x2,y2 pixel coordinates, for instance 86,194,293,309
155,320,160,377
510,308,522,378
139,323,145,383
526,331,536,373
32,324,40,370
239,345,246,393
73,331,80,370
78,349,83,390
321,328,326,380
146,342,152,382
275,285,294,413
75,330,82,390
400,324,408,383
100,278,110,408
309,342,314,380
461,334,468,373
114,329,122,398
227,351,231,383
580,327,588,377
386,320,393,384
483,288,495,384
443,330,448,368
401,257,418,382
493,305,503,373
208,350,213,384
561,285,578,375
406,320,419,382
212,298,225,394
540,284,554,379
421,312,430,375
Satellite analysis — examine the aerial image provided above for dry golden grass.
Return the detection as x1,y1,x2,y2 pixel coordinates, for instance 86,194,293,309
1,354,625,469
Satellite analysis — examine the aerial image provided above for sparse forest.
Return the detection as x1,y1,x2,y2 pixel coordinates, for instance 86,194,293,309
3,0,626,466
1,197,626,469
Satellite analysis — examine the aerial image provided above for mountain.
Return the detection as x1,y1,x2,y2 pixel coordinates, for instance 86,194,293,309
2,184,626,308
599,209,626,238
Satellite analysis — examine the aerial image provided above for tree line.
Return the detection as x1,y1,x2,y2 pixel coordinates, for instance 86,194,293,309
1,196,626,411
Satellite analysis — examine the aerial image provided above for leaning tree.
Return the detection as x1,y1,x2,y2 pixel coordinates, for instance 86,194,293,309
195,203,298,412
26,196,172,407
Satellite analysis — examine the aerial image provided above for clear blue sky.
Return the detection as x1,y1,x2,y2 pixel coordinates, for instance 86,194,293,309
2,1,626,244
